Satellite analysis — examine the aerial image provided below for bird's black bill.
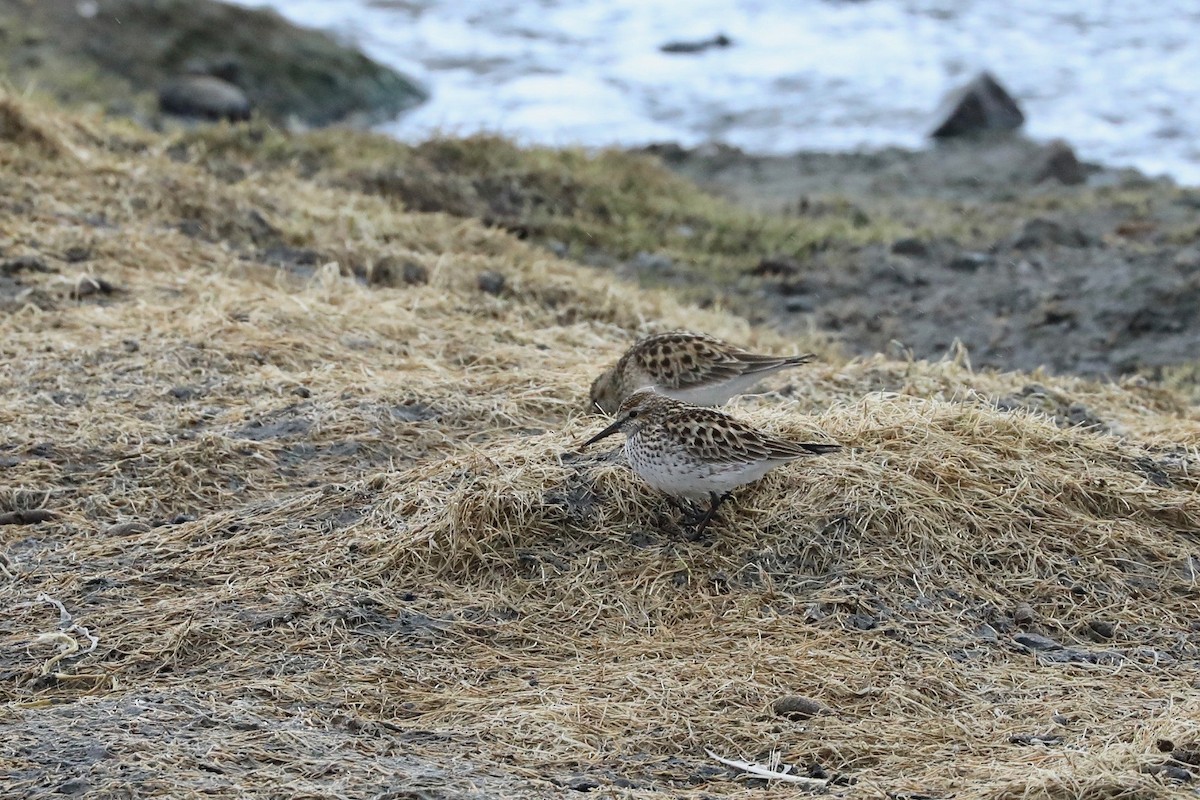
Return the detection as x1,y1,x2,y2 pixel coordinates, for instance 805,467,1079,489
582,418,624,448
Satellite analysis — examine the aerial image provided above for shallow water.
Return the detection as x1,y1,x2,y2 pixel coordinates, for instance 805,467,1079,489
233,0,1200,184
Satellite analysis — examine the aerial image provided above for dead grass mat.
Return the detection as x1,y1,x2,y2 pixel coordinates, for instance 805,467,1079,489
1,94,1199,798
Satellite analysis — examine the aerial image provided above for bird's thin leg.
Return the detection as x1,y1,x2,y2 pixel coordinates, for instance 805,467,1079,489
692,491,732,537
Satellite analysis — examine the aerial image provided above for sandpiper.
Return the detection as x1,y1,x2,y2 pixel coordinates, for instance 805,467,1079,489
581,390,839,534
589,331,816,415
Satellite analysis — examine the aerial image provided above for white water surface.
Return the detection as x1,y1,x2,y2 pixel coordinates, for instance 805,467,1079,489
230,0,1200,184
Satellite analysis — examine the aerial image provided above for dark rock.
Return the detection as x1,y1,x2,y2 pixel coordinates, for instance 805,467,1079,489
402,261,429,285
159,75,252,122
1171,749,1200,767
51,0,427,126
391,403,437,422
1034,140,1087,185
1013,632,1062,651
369,256,428,287
660,33,733,54
56,778,90,795
890,237,930,257
1,255,52,274
477,271,506,295
1013,603,1035,626
772,695,826,720
63,246,91,263
169,386,201,401
847,613,878,630
71,275,118,298
946,252,991,272
1014,218,1088,249
565,776,600,791
0,509,55,525
750,256,801,277
931,71,1024,138
1143,765,1194,783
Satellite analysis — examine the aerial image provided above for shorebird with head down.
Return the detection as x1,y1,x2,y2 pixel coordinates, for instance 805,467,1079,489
589,330,816,415
581,389,839,535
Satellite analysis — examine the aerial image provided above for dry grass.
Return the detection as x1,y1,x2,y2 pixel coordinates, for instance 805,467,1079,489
1,94,1199,799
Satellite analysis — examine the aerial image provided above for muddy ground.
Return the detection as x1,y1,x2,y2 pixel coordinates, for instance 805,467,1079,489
646,137,1200,381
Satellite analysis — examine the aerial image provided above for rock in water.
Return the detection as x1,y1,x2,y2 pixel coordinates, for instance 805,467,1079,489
660,34,733,54
930,71,1025,138
1033,139,1087,185
158,75,252,122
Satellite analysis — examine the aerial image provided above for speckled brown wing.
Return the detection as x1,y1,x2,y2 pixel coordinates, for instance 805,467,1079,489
663,407,838,465
630,332,758,390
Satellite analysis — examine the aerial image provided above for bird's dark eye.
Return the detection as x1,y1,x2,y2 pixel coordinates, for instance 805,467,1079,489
627,410,639,419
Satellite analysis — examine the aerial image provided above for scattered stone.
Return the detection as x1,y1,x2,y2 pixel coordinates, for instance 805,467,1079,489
368,255,429,287
660,33,733,54
169,386,201,401
930,71,1025,138
1033,140,1087,185
402,261,429,286
565,776,601,792
784,295,815,313
1143,765,1194,783
63,245,92,263
890,237,930,257
772,695,826,720
55,778,90,796
0,509,55,525
477,271,506,295
103,521,151,536
1,255,51,275
1014,218,1088,249
1171,748,1200,767
1009,733,1063,746
159,75,252,122
1013,603,1035,626
1013,632,1062,651
847,613,878,630
946,252,991,272
235,417,312,441
749,256,802,277
71,275,118,298
391,402,437,422
629,251,674,274
291,386,312,399
1172,246,1200,272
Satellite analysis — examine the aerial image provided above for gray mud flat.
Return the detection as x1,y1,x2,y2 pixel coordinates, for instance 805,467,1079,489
651,138,1200,379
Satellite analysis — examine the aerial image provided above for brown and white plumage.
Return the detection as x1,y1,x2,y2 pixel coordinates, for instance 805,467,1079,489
581,390,839,533
589,331,816,415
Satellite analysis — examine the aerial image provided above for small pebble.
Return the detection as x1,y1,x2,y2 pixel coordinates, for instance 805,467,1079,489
772,695,827,720
477,271,506,295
